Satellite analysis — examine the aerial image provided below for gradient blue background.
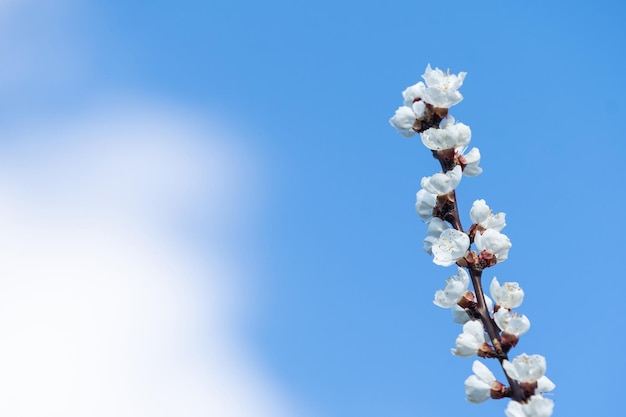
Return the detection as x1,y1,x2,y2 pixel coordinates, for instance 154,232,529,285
1,1,624,416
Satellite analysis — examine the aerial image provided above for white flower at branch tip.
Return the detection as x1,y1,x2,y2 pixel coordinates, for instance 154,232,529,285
401,81,426,107
422,64,467,108
415,189,437,220
474,228,512,262
421,165,462,195
490,277,524,308
451,320,485,357
432,228,470,266
420,116,471,151
505,395,554,417
502,353,547,383
494,308,530,336
389,106,415,137
459,147,482,177
423,217,449,255
464,360,496,403
433,267,469,308
389,102,425,137
470,199,506,232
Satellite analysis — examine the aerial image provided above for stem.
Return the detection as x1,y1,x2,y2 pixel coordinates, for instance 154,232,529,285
443,191,463,231
432,150,464,232
432,147,526,402
470,268,525,402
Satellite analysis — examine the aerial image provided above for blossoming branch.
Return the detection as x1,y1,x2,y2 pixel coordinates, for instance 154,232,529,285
389,65,555,417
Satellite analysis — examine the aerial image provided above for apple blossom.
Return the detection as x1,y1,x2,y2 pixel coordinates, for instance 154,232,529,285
401,81,426,106
503,354,547,383
451,304,471,324
420,116,471,150
422,64,466,108
421,165,462,195
470,199,506,232
415,189,437,220
464,360,504,403
432,228,470,266
490,277,524,309
389,103,424,137
475,228,512,262
433,267,470,308
451,320,486,357
423,217,449,255
505,395,554,417
503,354,555,397
458,147,482,177
494,309,531,336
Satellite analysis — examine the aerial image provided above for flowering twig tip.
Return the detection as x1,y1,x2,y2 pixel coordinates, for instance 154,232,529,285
390,64,554,417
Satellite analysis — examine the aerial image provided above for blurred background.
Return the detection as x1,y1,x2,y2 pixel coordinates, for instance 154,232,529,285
0,0,623,416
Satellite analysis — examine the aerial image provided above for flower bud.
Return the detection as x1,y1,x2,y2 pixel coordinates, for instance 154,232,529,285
477,342,496,358
500,332,519,353
490,381,507,400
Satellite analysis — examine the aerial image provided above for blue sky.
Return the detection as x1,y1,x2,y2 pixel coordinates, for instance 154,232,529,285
0,0,624,416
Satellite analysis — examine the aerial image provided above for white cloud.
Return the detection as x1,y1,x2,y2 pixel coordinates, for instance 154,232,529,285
0,102,302,417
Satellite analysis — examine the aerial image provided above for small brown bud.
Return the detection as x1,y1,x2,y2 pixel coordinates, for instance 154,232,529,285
436,193,455,206
478,249,497,268
412,119,425,133
462,251,479,268
500,332,519,352
433,107,448,119
457,291,475,309
491,338,506,357
520,381,538,398
477,342,496,358
490,381,507,400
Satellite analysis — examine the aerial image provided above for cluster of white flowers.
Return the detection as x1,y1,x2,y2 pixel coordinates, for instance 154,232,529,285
389,65,555,416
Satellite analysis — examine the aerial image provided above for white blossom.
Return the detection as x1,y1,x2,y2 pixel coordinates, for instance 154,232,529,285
503,356,556,417
452,304,471,324
464,360,496,403
505,395,554,417
420,117,471,151
459,147,482,177
390,65,556,417
470,199,506,231
433,267,469,308
422,64,467,108
474,228,511,262
503,354,546,383
432,228,470,266
415,189,437,220
451,320,485,357
389,103,424,137
423,218,449,255
402,81,426,107
490,277,524,308
494,309,530,336
421,165,462,195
